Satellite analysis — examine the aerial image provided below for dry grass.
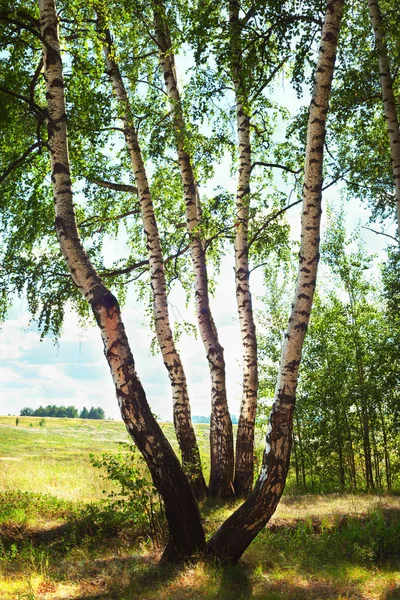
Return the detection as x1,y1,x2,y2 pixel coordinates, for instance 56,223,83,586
275,493,400,521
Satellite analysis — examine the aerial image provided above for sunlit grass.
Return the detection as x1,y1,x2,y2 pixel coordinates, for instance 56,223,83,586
0,416,399,599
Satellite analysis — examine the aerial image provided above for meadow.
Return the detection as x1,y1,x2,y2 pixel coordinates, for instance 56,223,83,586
0,416,399,600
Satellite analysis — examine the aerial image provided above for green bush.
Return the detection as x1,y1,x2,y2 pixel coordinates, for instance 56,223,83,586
90,444,165,547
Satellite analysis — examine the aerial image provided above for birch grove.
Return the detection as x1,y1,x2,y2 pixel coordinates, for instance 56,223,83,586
3,0,400,565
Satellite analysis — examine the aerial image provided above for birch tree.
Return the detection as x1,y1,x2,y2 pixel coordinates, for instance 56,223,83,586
207,0,344,561
1,0,343,563
228,0,259,497
152,1,234,498
367,0,400,240
97,9,207,499
320,0,400,240
36,0,205,561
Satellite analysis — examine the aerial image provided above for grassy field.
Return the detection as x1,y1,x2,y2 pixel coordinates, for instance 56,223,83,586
0,416,399,600
0,416,211,502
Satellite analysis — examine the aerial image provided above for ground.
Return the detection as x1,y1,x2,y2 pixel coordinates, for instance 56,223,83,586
0,416,399,600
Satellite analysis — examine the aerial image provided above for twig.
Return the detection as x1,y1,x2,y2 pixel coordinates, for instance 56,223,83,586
248,198,302,248
0,142,45,184
362,226,398,243
250,161,302,175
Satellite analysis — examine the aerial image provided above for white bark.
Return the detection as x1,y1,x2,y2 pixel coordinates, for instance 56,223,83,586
368,0,400,241
229,0,258,496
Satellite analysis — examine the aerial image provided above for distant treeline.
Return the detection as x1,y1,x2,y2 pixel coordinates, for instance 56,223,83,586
191,415,238,424
20,405,106,420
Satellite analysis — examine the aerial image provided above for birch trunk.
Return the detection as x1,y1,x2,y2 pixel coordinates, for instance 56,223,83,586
100,24,207,500
368,0,400,240
207,0,344,562
296,412,307,488
344,410,357,489
378,402,392,489
292,429,300,487
229,0,258,497
153,3,234,498
37,0,205,561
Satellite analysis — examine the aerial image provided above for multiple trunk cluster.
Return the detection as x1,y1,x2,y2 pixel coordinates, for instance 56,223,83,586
153,4,234,498
34,0,345,562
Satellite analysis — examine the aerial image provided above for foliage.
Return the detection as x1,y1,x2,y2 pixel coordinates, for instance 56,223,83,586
19,405,105,419
258,212,400,493
90,444,165,547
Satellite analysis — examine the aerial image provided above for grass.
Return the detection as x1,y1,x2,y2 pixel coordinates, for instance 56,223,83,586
0,416,399,599
0,416,212,502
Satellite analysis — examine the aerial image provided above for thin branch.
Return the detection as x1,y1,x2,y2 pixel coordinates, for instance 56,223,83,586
0,10,39,27
0,85,45,116
101,258,149,278
248,198,302,248
241,5,256,26
0,13,51,49
136,79,169,97
249,55,289,100
204,225,236,250
250,161,302,175
79,208,140,229
102,242,191,278
249,260,270,274
322,168,351,191
0,142,44,184
87,178,138,194
29,57,43,104
131,50,158,61
283,14,323,27
362,226,398,243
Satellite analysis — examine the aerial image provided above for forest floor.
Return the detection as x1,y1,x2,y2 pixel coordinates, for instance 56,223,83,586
0,416,399,600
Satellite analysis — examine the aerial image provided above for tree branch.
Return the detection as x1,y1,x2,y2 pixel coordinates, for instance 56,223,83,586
87,178,138,194
29,57,44,104
362,226,398,243
0,85,45,117
250,161,302,175
250,55,290,100
0,142,44,184
248,198,302,248
101,258,149,278
101,242,191,278
79,208,140,229
0,13,50,49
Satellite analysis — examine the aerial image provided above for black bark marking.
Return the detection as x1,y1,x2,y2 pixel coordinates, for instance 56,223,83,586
53,162,69,176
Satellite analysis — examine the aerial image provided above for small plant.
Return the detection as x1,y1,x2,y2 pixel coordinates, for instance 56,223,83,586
15,418,19,426
39,419,45,427
90,444,165,547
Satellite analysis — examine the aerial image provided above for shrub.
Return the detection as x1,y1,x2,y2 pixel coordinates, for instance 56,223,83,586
90,444,165,547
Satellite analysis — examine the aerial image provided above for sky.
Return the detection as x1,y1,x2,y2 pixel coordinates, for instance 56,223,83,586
0,54,394,422
0,196,390,422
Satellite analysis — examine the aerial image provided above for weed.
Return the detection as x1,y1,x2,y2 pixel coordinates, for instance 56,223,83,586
90,444,166,547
